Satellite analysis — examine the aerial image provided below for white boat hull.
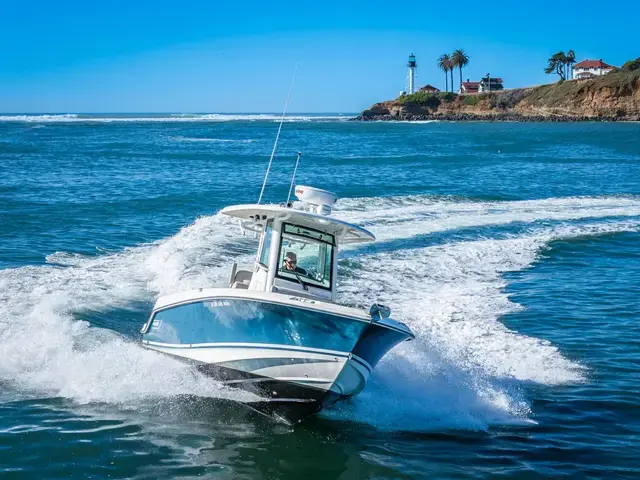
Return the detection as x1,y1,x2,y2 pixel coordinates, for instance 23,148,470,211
141,291,411,423
143,341,371,395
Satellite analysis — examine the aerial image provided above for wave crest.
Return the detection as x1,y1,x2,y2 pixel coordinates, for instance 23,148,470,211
0,114,349,123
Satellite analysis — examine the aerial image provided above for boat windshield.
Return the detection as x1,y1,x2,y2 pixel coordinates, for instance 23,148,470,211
277,223,334,289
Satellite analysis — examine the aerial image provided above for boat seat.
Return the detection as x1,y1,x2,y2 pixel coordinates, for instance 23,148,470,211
231,270,252,289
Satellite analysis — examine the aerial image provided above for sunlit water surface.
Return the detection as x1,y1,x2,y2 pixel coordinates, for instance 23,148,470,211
1,115,639,478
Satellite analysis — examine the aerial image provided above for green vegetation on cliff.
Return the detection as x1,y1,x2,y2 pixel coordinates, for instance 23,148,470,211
396,91,441,108
396,91,458,109
621,57,640,72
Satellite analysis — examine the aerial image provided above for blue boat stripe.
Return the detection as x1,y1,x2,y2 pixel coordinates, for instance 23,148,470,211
153,296,371,325
350,354,373,372
144,341,351,358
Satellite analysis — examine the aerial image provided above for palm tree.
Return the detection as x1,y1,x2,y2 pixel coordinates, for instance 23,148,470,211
450,64,454,93
438,54,452,92
451,49,470,91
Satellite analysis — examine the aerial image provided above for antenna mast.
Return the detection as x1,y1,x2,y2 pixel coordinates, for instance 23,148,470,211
286,152,302,205
257,63,299,204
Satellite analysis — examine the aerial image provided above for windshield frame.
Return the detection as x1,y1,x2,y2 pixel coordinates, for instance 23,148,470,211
257,221,273,268
275,222,336,291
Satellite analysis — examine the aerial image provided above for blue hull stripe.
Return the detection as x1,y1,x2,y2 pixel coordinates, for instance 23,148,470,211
143,341,351,358
350,354,373,373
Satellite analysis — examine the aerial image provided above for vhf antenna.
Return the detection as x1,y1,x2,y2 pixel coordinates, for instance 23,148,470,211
286,152,302,205
257,63,299,204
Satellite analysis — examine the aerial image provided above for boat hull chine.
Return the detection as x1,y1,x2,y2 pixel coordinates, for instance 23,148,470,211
143,341,357,393
195,361,341,424
143,344,343,423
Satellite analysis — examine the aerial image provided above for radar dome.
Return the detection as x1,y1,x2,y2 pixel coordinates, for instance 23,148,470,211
294,186,337,215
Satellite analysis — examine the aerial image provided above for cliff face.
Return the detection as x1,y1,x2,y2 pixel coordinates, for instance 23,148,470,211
515,71,640,117
360,70,640,121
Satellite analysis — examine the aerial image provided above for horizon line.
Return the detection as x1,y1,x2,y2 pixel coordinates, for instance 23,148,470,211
0,111,357,115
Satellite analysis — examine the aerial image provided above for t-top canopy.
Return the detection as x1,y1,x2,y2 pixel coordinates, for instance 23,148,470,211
221,204,375,244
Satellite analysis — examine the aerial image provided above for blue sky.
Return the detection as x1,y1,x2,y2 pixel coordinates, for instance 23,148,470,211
1,0,637,113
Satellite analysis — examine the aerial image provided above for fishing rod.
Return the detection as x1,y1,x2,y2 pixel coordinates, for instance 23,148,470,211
257,63,299,204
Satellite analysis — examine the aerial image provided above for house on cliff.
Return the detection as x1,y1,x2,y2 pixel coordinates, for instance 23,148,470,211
459,78,504,95
419,84,440,93
479,77,504,92
572,59,615,79
459,81,480,95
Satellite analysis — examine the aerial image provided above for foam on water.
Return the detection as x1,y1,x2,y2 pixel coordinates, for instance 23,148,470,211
335,195,640,242
0,114,79,122
0,114,347,123
170,136,256,144
1,195,639,430
324,195,640,429
0,214,258,405
329,221,640,429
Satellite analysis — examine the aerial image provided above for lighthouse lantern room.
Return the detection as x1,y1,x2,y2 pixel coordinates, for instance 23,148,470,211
407,53,417,94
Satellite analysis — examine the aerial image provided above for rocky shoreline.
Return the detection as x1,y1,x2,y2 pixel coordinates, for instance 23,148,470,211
351,113,640,122
354,68,640,123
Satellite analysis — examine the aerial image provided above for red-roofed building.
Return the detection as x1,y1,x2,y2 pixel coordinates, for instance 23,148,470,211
459,80,480,95
573,59,615,79
419,84,440,93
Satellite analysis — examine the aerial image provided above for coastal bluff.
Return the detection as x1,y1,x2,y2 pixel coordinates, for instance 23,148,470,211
356,67,640,122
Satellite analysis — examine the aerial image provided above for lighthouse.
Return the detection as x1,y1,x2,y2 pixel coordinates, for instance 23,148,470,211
407,53,417,94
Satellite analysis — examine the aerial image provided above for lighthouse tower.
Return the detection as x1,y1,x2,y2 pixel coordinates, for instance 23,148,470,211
407,53,417,94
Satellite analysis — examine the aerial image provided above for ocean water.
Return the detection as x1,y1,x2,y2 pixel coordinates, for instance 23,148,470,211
1,114,639,479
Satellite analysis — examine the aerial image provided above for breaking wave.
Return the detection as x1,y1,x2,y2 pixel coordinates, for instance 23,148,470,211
0,114,349,123
0,114,80,122
170,136,256,144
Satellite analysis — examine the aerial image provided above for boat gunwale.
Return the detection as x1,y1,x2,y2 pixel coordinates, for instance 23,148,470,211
147,289,413,337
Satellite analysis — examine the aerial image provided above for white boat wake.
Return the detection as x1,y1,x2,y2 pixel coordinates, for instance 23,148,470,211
1,195,639,430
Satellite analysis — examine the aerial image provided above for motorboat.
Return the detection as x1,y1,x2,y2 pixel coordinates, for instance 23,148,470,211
140,185,415,423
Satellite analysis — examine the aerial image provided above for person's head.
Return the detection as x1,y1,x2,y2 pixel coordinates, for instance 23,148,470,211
284,252,297,270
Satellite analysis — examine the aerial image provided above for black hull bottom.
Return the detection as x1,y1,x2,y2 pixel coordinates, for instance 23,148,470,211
195,362,341,424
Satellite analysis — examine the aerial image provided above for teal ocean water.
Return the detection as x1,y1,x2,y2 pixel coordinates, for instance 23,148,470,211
1,114,639,478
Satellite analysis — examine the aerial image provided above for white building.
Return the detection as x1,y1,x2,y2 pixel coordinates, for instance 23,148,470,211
478,77,504,92
572,59,615,80
458,77,503,95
